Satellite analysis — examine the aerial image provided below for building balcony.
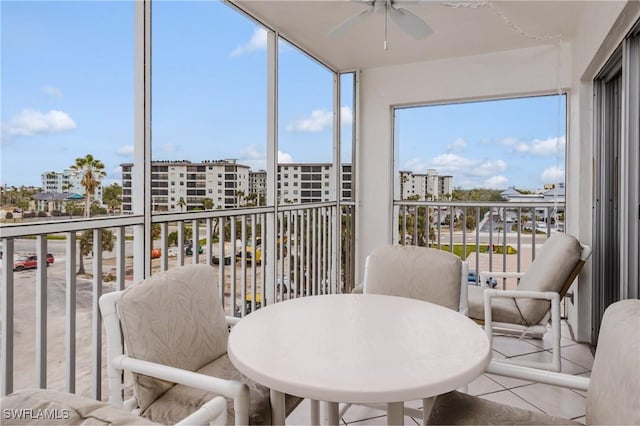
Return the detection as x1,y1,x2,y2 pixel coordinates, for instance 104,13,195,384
0,0,638,423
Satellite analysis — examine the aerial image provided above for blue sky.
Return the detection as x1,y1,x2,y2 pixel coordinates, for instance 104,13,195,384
1,1,563,191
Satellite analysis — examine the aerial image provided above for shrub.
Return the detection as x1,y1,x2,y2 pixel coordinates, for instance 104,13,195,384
37,211,48,217
5,212,13,219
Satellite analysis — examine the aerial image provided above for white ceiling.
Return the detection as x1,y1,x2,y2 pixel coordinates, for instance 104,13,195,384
231,1,589,71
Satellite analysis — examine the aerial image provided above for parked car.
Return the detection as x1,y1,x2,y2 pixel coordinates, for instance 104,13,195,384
13,253,54,271
467,270,497,288
185,244,203,255
212,254,234,265
237,246,262,264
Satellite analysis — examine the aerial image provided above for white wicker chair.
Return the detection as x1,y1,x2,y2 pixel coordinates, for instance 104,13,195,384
99,264,301,425
427,299,640,425
353,244,469,314
468,233,591,371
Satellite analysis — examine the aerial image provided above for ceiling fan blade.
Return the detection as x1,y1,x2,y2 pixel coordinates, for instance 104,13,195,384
329,7,373,37
388,6,433,39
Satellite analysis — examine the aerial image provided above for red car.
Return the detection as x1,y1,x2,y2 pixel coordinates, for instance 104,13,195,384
13,253,55,271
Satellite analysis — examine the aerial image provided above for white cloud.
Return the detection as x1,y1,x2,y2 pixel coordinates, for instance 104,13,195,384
41,86,63,98
238,144,266,171
116,145,134,156
529,136,565,156
287,106,353,132
278,150,294,163
287,109,332,132
483,175,509,189
540,166,564,183
237,145,294,170
403,157,427,172
448,137,466,152
498,136,565,156
341,106,353,125
475,159,507,177
430,153,476,171
230,27,267,57
2,109,76,138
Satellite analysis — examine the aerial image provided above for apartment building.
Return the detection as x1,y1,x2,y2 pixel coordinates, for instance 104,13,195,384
121,160,250,212
41,170,103,203
274,163,353,204
399,169,453,200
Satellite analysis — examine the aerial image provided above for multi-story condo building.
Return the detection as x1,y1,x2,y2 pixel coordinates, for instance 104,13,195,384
41,170,103,203
248,170,267,205
121,160,250,212
398,169,453,200
275,163,353,204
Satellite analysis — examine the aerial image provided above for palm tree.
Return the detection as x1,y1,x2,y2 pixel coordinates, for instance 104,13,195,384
202,197,214,210
77,229,115,275
70,154,106,217
177,197,186,212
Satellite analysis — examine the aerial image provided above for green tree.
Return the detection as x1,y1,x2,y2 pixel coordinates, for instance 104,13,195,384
70,154,106,218
103,183,123,214
77,229,115,275
202,197,214,210
177,197,186,212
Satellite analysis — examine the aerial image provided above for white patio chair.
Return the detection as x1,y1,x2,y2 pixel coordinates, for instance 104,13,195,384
468,233,591,371
99,264,302,425
352,244,468,314
0,388,227,425
345,244,469,421
427,299,640,425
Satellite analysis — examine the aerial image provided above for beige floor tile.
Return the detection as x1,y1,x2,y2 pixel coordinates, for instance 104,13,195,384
479,389,544,413
491,335,545,357
508,350,590,374
572,415,586,424
346,415,419,425
342,404,387,423
285,399,314,425
510,383,586,419
485,372,533,389
560,344,594,370
466,374,505,396
526,332,577,350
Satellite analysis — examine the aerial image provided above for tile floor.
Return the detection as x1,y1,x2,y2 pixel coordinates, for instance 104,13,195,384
285,320,593,425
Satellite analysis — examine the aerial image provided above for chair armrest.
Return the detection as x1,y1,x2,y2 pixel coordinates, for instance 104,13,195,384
175,395,228,426
483,289,559,301
351,283,364,294
483,289,562,372
486,361,590,391
226,315,241,327
479,271,525,279
113,355,249,400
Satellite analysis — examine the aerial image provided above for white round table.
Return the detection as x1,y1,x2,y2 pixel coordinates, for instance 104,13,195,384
228,294,491,425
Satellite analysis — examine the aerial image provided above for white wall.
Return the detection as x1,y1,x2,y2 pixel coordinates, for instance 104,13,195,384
356,42,572,282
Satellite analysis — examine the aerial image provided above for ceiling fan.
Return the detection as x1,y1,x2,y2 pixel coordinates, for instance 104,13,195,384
329,0,433,48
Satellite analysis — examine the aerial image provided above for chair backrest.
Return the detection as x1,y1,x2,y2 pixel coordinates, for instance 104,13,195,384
515,234,585,325
586,299,640,425
116,264,228,412
363,245,464,312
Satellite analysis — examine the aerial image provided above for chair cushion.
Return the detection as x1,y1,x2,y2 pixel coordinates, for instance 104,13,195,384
586,299,640,425
0,389,157,425
117,265,229,412
364,245,461,311
516,234,581,325
142,353,303,425
427,391,579,425
467,285,528,325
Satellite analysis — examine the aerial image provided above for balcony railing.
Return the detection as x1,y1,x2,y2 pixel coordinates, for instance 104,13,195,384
0,201,355,399
395,200,566,289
